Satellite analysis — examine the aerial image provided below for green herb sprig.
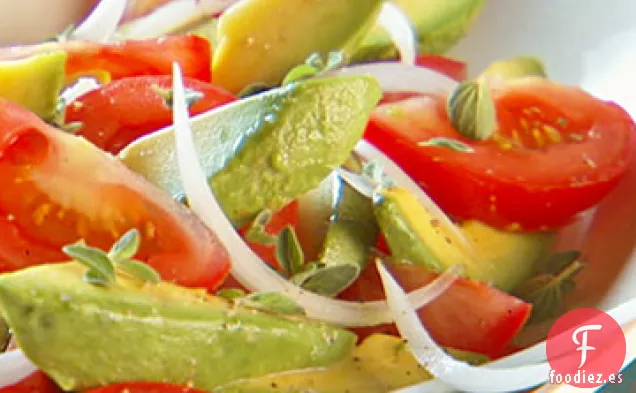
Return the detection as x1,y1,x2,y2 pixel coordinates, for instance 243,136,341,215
514,250,585,324
282,51,345,86
62,228,161,286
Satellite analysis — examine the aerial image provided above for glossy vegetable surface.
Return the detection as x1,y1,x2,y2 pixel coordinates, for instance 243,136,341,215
341,263,532,357
0,99,230,290
366,77,636,230
66,75,235,153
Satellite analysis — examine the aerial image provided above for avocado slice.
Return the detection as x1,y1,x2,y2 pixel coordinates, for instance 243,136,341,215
373,187,555,292
211,0,384,94
291,177,379,297
0,50,66,121
352,0,485,63
0,263,356,391
118,76,382,227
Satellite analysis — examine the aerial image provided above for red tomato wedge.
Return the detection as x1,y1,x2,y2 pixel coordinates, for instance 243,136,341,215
0,371,62,393
0,36,212,83
366,77,636,230
0,99,230,290
339,263,532,358
66,76,235,154
83,382,207,393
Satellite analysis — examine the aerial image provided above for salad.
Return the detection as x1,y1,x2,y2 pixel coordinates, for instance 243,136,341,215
0,0,634,392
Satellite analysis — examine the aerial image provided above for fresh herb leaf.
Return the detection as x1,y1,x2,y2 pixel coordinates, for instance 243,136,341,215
108,228,141,261
514,251,584,324
238,83,271,98
62,230,162,286
447,80,497,141
63,242,116,285
83,269,112,287
275,226,304,275
238,292,305,316
151,85,203,108
216,288,246,300
281,64,320,86
282,51,345,85
244,210,277,245
117,259,162,284
418,137,475,153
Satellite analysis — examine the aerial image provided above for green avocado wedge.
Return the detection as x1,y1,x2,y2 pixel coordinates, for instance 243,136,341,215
0,263,356,392
352,0,485,63
211,0,384,94
0,50,66,121
118,76,382,228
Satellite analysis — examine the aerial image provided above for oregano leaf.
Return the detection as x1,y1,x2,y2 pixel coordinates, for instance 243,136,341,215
63,243,115,285
418,137,475,153
83,269,112,287
244,210,277,245
117,259,161,284
238,292,305,316
108,228,141,261
275,226,304,275
514,251,584,324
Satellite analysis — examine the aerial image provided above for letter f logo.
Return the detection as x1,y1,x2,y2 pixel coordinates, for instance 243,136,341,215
572,324,603,368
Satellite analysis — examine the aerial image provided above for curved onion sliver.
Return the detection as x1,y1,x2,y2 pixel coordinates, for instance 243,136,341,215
171,63,459,327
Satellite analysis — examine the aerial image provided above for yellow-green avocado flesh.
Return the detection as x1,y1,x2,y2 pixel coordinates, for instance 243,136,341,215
0,263,356,392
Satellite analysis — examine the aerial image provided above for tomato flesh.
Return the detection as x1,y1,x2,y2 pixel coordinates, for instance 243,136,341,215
0,36,212,83
0,99,230,290
366,78,636,230
339,263,532,358
66,76,235,154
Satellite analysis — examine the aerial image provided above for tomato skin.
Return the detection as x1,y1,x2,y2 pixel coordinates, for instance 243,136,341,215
366,78,636,230
0,36,212,83
65,76,235,154
83,382,208,393
0,371,62,393
339,263,532,358
0,99,230,290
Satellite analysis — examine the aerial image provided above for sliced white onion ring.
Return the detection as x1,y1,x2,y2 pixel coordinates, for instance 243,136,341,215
171,62,458,327
70,0,127,42
60,77,101,104
376,259,552,393
0,350,38,389
331,62,458,94
376,2,417,66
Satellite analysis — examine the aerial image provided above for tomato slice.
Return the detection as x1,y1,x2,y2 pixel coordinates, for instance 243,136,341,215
0,371,62,393
83,382,207,393
0,99,230,290
0,36,212,83
65,76,235,154
339,263,532,358
366,78,636,230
